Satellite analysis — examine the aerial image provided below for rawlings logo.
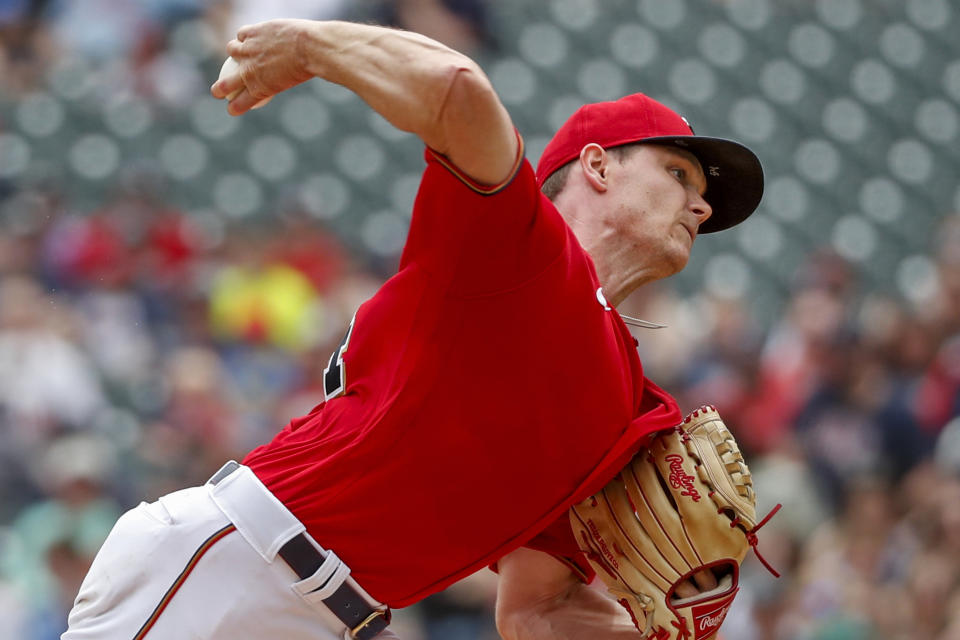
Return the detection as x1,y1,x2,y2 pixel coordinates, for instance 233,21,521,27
587,519,619,569
665,454,701,501
698,605,730,632
690,589,738,640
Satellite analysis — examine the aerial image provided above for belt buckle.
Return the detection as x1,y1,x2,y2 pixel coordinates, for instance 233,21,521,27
349,608,391,640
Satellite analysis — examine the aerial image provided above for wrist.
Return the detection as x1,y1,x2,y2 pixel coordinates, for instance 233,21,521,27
295,19,328,79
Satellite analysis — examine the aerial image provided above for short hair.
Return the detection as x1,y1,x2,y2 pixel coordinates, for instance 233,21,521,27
539,144,637,202
540,162,573,201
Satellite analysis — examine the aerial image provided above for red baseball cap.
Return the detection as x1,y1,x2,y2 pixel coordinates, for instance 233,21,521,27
535,93,764,234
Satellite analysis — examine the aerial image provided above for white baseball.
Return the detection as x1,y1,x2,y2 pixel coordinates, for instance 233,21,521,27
218,56,272,109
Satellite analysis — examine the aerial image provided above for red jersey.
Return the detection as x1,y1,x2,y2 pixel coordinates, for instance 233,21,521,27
243,141,682,606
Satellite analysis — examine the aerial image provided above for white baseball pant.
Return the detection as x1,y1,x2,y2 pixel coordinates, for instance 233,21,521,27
62,463,386,640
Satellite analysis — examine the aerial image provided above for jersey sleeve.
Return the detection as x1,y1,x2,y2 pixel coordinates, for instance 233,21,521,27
486,513,595,583
398,135,570,296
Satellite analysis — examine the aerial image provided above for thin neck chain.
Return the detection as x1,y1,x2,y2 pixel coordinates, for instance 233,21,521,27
619,314,667,329
596,287,667,329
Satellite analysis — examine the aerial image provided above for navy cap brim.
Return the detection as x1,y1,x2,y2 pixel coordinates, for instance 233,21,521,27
638,135,764,234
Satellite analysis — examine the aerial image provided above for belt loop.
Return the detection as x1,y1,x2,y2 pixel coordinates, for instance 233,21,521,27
208,460,240,486
206,461,392,639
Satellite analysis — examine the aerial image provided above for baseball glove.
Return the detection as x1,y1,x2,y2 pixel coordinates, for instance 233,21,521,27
569,405,780,640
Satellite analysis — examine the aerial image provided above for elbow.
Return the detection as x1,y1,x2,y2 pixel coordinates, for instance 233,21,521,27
442,56,492,95
428,57,500,139
496,598,549,640
498,608,558,640
444,57,498,110
495,605,524,640
495,588,532,640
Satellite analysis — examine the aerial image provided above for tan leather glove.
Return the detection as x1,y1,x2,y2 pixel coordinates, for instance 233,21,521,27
569,405,780,640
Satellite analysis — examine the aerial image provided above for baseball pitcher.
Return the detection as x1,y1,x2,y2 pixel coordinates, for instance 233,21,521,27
63,17,773,640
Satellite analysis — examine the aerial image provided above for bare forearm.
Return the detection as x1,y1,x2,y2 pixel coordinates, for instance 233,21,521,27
499,583,642,640
499,585,640,640
300,21,517,181
299,22,468,146
497,548,642,640
216,19,517,184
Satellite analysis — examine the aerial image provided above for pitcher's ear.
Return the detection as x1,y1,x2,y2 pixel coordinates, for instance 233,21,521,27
579,143,609,193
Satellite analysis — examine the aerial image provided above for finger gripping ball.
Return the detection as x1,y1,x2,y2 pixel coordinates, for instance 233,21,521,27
219,57,272,109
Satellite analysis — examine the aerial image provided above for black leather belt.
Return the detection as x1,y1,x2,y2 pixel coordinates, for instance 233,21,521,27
208,462,391,640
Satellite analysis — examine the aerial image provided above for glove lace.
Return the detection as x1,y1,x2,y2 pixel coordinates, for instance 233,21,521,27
652,626,673,640
670,616,692,639
730,502,782,578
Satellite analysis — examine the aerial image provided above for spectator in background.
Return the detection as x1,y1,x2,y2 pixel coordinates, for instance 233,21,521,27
910,549,958,639
208,225,323,353
913,336,960,438
733,251,858,455
131,345,245,498
228,0,348,30
351,0,496,55
853,294,938,481
0,434,121,640
0,276,106,445
674,293,765,436
143,0,205,26
74,285,155,403
777,475,906,638
42,0,149,62
940,601,960,640
0,182,66,283
793,331,890,507
0,0,55,94
39,203,132,293
60,174,168,402
0,567,29,640
270,202,350,296
930,213,960,336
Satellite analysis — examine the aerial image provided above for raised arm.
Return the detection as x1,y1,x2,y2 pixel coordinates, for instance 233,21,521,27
495,548,642,640
210,19,518,185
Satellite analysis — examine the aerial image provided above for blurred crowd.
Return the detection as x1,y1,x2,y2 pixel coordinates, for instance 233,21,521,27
628,212,960,640
0,0,495,103
2,2,960,640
